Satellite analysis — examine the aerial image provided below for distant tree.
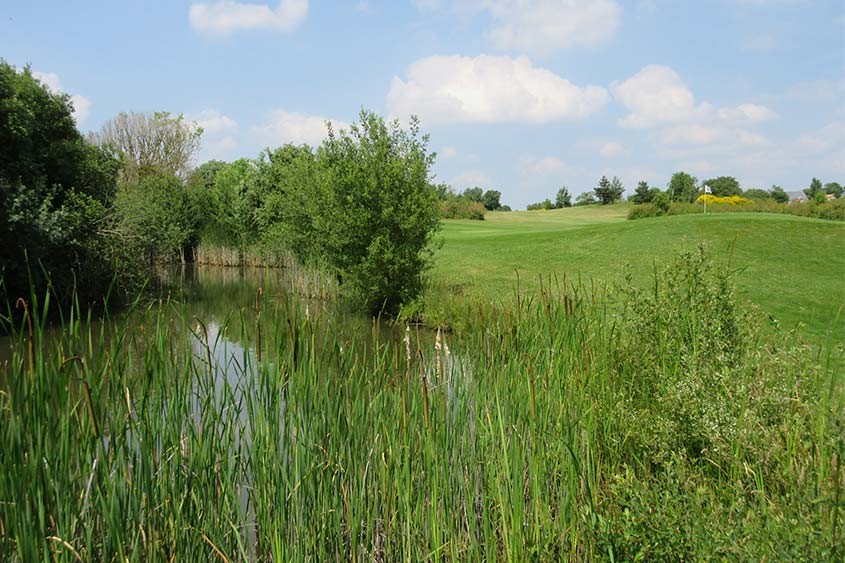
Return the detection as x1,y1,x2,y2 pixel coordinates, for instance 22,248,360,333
652,190,670,213
461,186,484,203
703,176,741,197
769,185,789,203
741,188,771,200
94,111,203,184
555,186,572,208
804,177,824,199
481,189,502,210
432,182,451,200
631,181,654,204
668,171,698,202
594,176,623,205
824,182,843,198
499,205,512,212
574,191,597,206
527,198,554,211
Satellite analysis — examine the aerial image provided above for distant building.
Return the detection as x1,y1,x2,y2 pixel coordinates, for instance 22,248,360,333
787,191,805,202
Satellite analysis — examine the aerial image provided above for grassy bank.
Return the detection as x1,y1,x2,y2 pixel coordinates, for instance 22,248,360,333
1,249,842,560
429,204,845,342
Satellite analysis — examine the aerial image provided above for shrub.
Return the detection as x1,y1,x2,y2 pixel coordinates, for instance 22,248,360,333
627,203,663,219
440,196,486,220
695,194,753,206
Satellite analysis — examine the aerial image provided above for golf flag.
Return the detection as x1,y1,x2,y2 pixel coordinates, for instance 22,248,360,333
704,185,712,194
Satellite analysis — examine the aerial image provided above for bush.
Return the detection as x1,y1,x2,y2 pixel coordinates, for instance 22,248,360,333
440,196,486,220
627,203,663,219
312,111,441,315
696,194,753,206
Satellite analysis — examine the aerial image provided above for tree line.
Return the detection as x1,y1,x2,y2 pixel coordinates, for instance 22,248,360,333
1,62,441,316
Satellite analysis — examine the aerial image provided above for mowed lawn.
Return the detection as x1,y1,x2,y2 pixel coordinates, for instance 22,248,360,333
433,203,845,343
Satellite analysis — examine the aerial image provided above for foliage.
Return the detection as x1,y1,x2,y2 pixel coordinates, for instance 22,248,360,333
574,191,597,206
311,111,441,315
769,185,789,203
461,186,483,203
115,173,195,263
696,194,753,206
594,175,624,204
93,111,202,184
702,176,741,197
631,180,657,204
526,198,554,210
741,188,771,200
481,189,502,210
668,171,698,202
804,177,824,199
555,186,572,208
440,196,486,219
824,181,843,198
0,61,123,308
652,190,670,213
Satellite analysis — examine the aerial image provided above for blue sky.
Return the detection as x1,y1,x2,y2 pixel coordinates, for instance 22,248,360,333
3,0,843,208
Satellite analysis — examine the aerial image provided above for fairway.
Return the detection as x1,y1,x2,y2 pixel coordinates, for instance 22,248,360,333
433,204,845,342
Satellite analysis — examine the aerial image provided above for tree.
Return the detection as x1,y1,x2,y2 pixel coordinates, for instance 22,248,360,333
555,186,572,208
94,111,202,184
116,173,195,263
481,189,502,210
804,177,824,199
312,111,441,315
461,186,484,203
769,185,789,203
668,171,698,202
824,182,843,198
631,181,654,204
575,191,597,206
652,190,670,213
594,175,624,205
703,176,741,197
0,62,122,308
742,188,770,200
527,198,553,210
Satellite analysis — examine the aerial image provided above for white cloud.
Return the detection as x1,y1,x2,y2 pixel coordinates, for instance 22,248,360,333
611,65,706,128
520,156,574,176
452,169,492,188
251,110,349,146
660,124,769,148
599,141,624,158
190,109,239,135
32,71,91,124
189,0,308,34
439,146,458,159
482,0,622,54
716,103,778,123
388,54,608,124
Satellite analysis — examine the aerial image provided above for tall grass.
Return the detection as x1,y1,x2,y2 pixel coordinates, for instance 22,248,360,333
0,248,842,560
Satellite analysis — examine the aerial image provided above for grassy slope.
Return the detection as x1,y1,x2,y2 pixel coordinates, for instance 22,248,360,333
432,203,845,342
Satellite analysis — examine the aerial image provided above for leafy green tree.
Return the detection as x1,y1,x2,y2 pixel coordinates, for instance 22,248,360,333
703,176,741,197
652,190,670,213
742,188,771,200
574,191,597,206
94,111,202,184
804,177,824,199
481,189,502,210
594,175,624,204
461,186,484,203
527,198,554,210
555,186,572,208
116,173,195,264
824,182,843,198
312,111,440,315
631,181,654,204
769,185,789,203
668,171,698,202
0,61,122,307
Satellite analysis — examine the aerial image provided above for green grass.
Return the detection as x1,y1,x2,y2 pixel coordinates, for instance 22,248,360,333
432,204,845,342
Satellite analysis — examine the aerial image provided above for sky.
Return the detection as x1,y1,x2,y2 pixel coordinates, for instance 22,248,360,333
2,0,844,208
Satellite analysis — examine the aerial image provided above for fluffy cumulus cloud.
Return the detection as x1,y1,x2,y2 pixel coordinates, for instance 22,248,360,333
189,0,308,34
190,109,239,135
32,71,91,124
251,110,349,146
611,65,705,128
388,54,608,124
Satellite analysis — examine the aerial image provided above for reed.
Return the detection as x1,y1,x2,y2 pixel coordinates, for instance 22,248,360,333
0,249,841,561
